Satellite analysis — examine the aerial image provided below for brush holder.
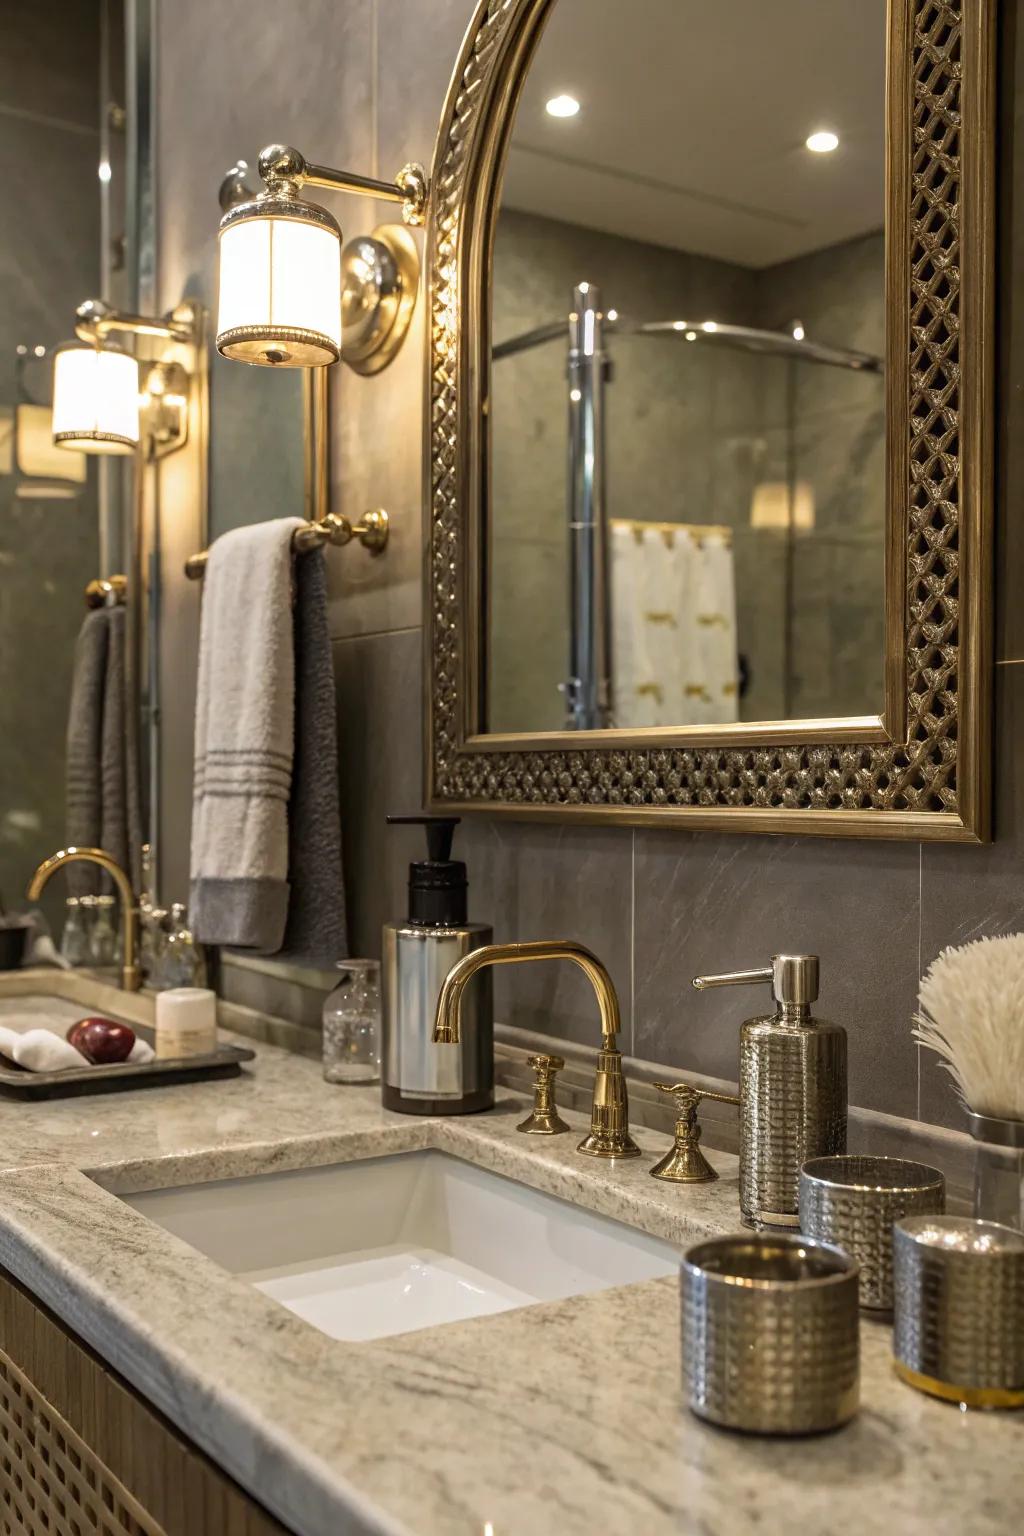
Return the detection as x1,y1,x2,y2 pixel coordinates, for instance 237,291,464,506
967,1110,1024,1232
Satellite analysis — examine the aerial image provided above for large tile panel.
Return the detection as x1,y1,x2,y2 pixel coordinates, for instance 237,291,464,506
632,829,922,1119
456,819,634,1050
333,625,424,958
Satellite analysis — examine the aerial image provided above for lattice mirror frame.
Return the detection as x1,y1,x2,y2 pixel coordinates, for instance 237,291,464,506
424,0,994,841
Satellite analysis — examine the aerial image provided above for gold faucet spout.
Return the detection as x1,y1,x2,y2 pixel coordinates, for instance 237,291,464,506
433,940,639,1159
27,847,142,993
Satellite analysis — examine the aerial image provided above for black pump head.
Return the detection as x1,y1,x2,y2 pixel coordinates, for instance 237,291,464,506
386,815,466,925
385,815,461,862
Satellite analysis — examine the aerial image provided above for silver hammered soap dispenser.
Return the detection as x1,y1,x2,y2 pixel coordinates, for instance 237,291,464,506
381,816,493,1115
692,955,847,1229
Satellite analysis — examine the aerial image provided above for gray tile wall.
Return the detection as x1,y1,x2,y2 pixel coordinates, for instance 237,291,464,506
154,0,1023,1136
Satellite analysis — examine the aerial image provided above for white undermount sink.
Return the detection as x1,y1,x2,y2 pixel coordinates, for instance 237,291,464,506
124,1151,678,1341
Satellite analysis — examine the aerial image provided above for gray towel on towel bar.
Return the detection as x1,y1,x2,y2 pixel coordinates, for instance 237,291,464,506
101,605,132,880
65,608,109,896
278,547,347,965
190,517,304,952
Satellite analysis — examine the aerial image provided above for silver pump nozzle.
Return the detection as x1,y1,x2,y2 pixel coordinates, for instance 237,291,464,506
692,954,819,1009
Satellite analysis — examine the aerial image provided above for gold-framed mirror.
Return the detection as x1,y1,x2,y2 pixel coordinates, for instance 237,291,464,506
424,0,994,840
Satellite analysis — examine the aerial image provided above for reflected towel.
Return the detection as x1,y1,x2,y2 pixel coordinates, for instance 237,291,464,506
609,520,739,728
190,517,303,952
65,608,109,895
278,547,348,965
101,605,144,885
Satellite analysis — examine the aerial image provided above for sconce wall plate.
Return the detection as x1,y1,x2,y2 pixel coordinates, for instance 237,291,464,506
341,224,421,376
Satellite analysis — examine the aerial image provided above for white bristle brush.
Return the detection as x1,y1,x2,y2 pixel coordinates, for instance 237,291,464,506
914,935,1024,1123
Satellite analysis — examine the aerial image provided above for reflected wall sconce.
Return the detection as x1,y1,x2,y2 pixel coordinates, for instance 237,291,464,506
215,145,427,374
52,296,204,459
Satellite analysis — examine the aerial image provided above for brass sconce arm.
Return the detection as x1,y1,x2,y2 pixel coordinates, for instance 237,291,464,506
73,297,199,347
433,940,640,1160
257,144,428,227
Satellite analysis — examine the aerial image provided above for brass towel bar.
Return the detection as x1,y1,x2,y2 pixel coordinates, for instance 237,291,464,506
184,510,388,579
84,574,127,608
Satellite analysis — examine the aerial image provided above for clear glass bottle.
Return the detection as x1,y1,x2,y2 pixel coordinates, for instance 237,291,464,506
140,906,168,984
156,904,207,990
60,896,89,966
322,960,381,1084
968,1110,1024,1232
90,894,118,967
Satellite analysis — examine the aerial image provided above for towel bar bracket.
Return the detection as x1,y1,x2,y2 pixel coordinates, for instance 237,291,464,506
183,509,389,580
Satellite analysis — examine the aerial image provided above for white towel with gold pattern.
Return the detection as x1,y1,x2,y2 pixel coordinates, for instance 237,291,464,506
609,520,738,728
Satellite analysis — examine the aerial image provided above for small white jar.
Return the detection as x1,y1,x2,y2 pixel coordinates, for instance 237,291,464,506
155,987,217,1059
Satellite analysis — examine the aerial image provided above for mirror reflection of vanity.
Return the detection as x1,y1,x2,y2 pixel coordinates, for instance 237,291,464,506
488,0,886,735
0,2,151,934
425,0,994,842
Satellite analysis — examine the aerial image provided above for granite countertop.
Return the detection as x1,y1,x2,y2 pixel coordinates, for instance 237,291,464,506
0,970,1018,1536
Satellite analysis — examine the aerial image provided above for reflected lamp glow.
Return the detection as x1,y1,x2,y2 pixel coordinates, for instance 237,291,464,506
51,344,139,454
216,197,342,367
750,481,815,531
546,94,580,118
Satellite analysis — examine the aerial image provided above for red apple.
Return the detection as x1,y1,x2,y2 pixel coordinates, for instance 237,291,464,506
67,1018,136,1064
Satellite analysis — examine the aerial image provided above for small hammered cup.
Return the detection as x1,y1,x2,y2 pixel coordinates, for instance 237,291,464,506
799,1155,945,1311
893,1215,1024,1409
680,1232,860,1435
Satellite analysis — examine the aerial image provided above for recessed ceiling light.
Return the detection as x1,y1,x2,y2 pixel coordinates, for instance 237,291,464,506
672,320,686,331
606,308,618,322
702,320,718,333
546,94,580,119
806,130,839,154
792,323,805,341
684,330,697,342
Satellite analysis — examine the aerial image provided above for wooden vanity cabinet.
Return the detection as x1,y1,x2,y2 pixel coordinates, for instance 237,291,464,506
0,1267,291,1535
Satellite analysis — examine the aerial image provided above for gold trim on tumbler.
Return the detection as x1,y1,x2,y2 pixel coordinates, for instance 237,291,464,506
893,1360,1024,1410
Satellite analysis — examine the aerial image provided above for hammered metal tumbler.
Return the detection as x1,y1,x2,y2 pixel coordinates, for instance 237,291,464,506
681,1233,860,1434
799,1155,945,1311
893,1215,1024,1409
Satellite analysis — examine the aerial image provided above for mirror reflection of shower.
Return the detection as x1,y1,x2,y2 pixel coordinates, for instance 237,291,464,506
490,284,883,732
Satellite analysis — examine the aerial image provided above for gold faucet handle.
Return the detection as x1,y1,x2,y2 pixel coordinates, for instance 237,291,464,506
517,1053,571,1136
648,1080,738,1183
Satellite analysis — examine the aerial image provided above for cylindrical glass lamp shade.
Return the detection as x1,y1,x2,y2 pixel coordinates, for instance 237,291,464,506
52,345,139,453
216,201,342,367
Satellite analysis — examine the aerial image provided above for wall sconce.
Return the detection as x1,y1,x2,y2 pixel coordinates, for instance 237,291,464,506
52,296,203,459
215,145,427,374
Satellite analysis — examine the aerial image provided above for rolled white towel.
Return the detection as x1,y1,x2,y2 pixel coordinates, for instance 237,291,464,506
0,1023,155,1072
0,1025,88,1072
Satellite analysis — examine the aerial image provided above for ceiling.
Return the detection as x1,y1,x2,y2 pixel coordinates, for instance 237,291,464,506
500,0,887,270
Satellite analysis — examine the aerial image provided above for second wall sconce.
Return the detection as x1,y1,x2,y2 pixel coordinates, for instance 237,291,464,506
215,145,427,374
52,297,203,460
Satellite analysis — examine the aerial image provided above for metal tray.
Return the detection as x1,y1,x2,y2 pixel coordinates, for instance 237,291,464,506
0,1023,255,1100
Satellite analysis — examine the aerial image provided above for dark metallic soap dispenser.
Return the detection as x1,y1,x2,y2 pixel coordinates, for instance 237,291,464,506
381,816,493,1116
692,955,847,1229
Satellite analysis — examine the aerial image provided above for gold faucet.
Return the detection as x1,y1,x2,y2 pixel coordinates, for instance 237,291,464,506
433,940,640,1159
27,847,142,992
